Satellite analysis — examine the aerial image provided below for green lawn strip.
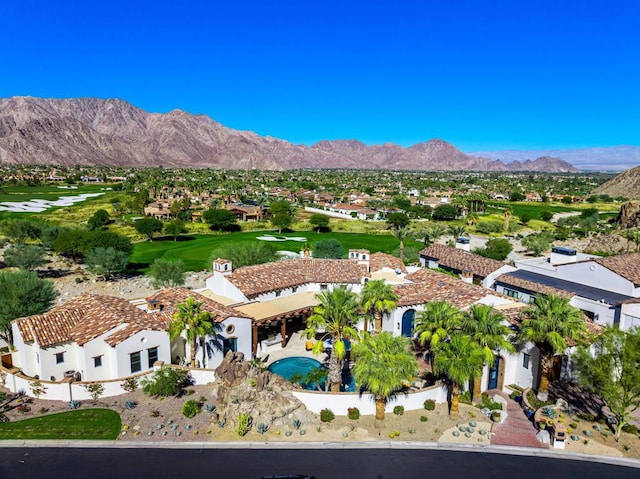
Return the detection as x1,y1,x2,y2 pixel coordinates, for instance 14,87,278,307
131,231,422,272
486,201,620,220
0,408,121,440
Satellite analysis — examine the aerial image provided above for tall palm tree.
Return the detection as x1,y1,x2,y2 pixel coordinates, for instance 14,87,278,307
503,207,512,232
518,293,588,395
460,304,515,402
414,300,462,360
305,287,360,392
359,279,398,333
392,225,411,264
448,225,467,241
423,224,447,247
433,334,485,419
169,296,215,368
352,332,418,423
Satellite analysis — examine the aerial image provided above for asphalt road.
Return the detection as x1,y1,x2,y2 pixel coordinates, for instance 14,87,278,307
0,446,638,479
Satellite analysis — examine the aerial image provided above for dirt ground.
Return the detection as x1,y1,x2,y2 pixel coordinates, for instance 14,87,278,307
3,385,639,460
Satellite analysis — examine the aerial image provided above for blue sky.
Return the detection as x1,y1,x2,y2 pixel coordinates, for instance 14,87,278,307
1,0,638,151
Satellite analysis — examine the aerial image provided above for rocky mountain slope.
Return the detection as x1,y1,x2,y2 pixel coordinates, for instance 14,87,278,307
595,166,640,199
0,96,577,171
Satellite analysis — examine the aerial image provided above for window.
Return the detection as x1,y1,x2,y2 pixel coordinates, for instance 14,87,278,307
55,352,65,364
147,347,158,366
522,353,530,369
320,284,328,291
275,290,281,297
529,295,537,304
36,353,39,365
503,288,519,299
292,286,298,293
223,337,237,355
93,355,103,368
130,351,142,374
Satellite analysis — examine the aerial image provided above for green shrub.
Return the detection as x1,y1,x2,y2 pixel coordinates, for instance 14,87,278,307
393,405,404,416
141,366,191,398
420,415,428,422
476,221,502,234
182,399,201,418
347,407,360,420
479,394,502,411
621,424,639,435
320,408,335,423
120,377,139,393
423,399,436,411
459,390,472,404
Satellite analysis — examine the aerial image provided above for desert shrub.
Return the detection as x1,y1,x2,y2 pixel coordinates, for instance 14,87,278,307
475,221,502,234
347,407,360,420
420,415,428,422
320,408,335,423
83,382,105,401
393,405,405,416
141,366,191,398
622,424,639,435
423,399,436,411
257,423,269,434
234,413,252,436
120,377,139,393
182,399,201,418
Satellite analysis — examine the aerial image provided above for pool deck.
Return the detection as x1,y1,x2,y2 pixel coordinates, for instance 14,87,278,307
261,330,328,367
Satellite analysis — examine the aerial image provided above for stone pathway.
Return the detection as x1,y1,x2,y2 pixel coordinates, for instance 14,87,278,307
489,390,548,449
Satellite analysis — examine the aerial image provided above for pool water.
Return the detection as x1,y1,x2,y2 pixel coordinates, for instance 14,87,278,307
267,356,357,392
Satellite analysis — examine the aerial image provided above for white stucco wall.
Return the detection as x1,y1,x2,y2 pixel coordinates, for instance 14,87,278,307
114,330,170,378
570,296,616,327
206,272,247,302
483,264,517,289
193,317,253,369
620,303,640,330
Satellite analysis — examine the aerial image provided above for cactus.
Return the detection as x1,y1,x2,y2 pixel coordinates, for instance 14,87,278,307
292,419,302,430
234,413,252,436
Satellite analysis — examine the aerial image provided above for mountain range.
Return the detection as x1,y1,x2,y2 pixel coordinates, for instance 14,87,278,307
0,96,578,172
469,146,640,172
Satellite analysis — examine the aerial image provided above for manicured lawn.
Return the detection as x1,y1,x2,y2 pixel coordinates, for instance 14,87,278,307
131,230,422,272
0,408,121,440
486,201,620,221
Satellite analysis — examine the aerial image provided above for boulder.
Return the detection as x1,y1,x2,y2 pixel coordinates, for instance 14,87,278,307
617,201,640,229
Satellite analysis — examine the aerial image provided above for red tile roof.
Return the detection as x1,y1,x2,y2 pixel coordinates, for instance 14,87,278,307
144,288,251,321
226,258,368,299
419,244,507,278
594,254,640,287
369,252,407,273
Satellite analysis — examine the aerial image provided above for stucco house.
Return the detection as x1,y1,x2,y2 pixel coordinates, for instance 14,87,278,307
11,294,170,382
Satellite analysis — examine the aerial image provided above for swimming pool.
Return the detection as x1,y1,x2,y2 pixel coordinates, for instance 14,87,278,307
268,356,357,392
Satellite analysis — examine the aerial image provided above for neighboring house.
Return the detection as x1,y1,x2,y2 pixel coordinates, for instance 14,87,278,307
12,294,170,382
419,244,516,288
505,248,640,330
224,203,264,222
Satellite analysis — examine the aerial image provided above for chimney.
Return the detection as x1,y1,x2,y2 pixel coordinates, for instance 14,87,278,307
213,258,233,275
456,237,471,252
461,269,473,284
550,246,577,265
147,299,162,313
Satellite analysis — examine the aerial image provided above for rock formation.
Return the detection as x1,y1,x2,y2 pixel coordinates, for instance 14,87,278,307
616,201,640,229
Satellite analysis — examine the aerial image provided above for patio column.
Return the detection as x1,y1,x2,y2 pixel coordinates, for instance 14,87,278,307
280,318,287,347
252,323,258,357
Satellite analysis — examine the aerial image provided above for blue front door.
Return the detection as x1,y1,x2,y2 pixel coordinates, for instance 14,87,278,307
488,356,502,390
401,309,415,337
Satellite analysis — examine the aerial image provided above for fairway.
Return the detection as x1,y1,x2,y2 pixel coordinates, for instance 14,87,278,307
131,230,422,272
0,408,121,440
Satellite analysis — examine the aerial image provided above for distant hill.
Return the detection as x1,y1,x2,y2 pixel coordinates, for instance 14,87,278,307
594,165,640,199
469,146,640,172
0,96,577,172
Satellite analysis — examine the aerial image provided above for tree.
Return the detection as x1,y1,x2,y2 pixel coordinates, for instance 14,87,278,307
433,334,485,419
269,200,295,233
414,300,462,361
147,258,186,288
85,230,133,256
503,207,512,232
392,226,411,264
164,219,187,241
392,196,412,212
540,211,554,222
305,287,360,392
203,208,239,231
312,239,344,259
448,225,467,241
574,327,640,441
521,232,554,256
352,332,418,423
3,244,47,271
309,213,330,232
169,297,215,368
385,212,410,230
0,270,58,345
134,217,163,241
509,191,526,202
208,242,277,268
85,247,129,280
460,304,515,402
87,209,111,230
169,197,192,221
518,293,588,395
359,279,398,332
53,228,89,260
473,238,513,260
432,204,458,221
419,224,447,247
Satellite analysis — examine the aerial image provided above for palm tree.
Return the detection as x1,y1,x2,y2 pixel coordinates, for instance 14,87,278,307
392,225,411,264
423,224,447,247
359,279,398,333
305,287,360,392
169,297,215,368
460,304,515,402
352,332,418,423
414,300,463,361
448,225,467,241
518,293,588,395
433,334,485,419
503,207,512,232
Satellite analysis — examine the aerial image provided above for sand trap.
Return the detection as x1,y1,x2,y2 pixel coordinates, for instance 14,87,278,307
256,235,308,242
0,193,104,212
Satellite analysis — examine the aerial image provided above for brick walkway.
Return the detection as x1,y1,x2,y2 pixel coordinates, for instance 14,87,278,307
489,390,548,449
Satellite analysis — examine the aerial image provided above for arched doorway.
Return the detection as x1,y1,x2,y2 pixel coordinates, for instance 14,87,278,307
401,309,415,337
487,355,505,390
